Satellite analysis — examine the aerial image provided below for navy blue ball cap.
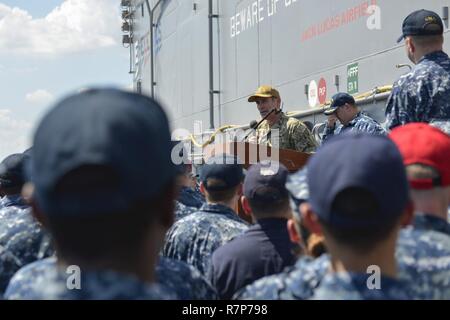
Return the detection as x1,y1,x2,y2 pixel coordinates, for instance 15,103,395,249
397,9,444,43
324,93,355,116
244,161,288,202
307,133,409,228
200,154,244,191
0,153,29,189
32,88,176,217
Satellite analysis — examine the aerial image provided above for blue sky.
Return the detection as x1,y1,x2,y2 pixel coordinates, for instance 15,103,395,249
0,0,131,159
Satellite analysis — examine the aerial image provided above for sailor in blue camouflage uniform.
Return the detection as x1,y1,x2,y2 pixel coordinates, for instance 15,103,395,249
163,154,249,275
0,152,54,296
0,154,29,212
240,134,416,300
16,89,182,299
390,123,450,238
178,185,205,209
390,123,450,299
239,134,450,300
171,145,202,221
386,10,450,131
4,257,176,300
174,200,198,221
235,168,329,300
208,162,297,299
172,140,205,211
322,93,385,142
5,256,217,300
297,134,416,299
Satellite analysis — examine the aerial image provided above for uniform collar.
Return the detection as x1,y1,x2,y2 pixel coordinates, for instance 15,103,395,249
1,194,27,208
343,112,363,128
418,50,448,64
262,112,286,129
200,203,237,217
255,217,289,228
413,213,450,236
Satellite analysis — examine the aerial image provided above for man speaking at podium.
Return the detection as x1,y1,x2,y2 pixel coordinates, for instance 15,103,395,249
248,85,317,153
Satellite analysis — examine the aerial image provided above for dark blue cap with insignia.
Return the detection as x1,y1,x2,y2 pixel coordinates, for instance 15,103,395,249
200,154,244,191
244,161,288,202
0,153,30,188
397,9,444,43
307,133,409,228
323,92,355,116
31,88,176,217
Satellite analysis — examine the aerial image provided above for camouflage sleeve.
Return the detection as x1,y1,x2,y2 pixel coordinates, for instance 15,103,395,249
232,281,274,300
355,120,386,136
289,121,317,153
385,85,413,130
322,124,336,142
385,78,432,131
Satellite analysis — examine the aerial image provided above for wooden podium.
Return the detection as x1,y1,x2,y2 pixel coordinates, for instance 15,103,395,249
203,141,311,172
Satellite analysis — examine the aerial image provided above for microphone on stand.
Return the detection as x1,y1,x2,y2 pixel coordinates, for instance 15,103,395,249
249,120,258,129
242,109,277,142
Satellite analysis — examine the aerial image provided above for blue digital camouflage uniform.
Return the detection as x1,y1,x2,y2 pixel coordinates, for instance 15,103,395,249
413,214,450,237
0,197,54,295
239,162,450,300
4,257,176,300
5,256,217,300
156,257,218,299
322,112,386,142
285,167,309,220
385,51,450,130
178,186,205,208
235,254,329,300
162,203,249,275
236,228,450,300
0,195,28,211
174,200,198,222
396,227,450,299
430,120,450,135
311,272,412,300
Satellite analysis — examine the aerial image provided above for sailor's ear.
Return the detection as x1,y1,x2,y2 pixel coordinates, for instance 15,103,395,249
241,196,252,216
300,202,322,235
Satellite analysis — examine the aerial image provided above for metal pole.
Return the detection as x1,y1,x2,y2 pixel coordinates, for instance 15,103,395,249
208,0,217,129
145,0,163,98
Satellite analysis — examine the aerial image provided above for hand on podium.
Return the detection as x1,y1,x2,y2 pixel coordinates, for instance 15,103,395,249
247,134,258,144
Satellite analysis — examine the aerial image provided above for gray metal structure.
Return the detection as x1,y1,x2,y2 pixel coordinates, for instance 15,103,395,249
124,0,450,138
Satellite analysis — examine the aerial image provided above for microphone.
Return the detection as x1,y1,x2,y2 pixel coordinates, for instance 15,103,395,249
242,109,277,142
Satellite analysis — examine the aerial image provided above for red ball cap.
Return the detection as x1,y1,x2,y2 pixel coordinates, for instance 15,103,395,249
389,123,450,189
